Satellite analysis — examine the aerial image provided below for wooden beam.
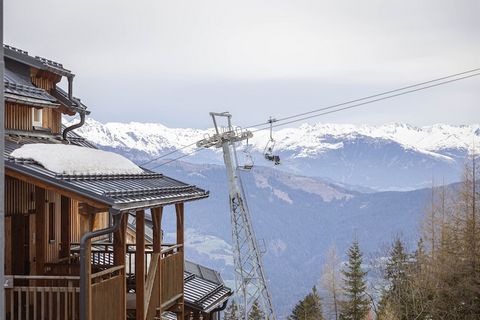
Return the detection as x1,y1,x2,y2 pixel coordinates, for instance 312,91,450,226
152,207,163,254
136,210,145,320
152,207,163,312
175,203,184,250
60,196,71,259
35,186,46,275
6,168,109,209
114,213,127,320
175,203,185,320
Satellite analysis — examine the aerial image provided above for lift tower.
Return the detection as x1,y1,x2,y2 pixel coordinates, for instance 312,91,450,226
197,112,276,320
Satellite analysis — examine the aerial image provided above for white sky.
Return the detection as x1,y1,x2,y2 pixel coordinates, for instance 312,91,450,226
5,0,480,128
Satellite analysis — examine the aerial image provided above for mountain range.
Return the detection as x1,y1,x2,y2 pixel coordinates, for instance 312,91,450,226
67,117,478,317
67,118,479,190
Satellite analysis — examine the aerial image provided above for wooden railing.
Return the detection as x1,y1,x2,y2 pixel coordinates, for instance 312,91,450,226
70,242,182,277
5,275,80,320
144,253,161,320
91,266,125,320
68,242,184,315
160,246,184,309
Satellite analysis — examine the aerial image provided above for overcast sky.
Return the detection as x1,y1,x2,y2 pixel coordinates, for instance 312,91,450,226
5,0,480,128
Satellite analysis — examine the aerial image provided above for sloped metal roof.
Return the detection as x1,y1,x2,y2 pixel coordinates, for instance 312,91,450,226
4,44,74,77
5,134,208,210
4,68,60,108
52,86,90,114
160,312,177,320
4,44,88,114
184,270,232,313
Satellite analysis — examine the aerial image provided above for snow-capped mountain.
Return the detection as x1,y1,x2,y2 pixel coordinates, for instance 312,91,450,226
68,118,479,190
64,117,477,315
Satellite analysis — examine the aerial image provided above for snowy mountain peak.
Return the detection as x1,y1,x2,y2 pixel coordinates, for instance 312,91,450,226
67,118,479,159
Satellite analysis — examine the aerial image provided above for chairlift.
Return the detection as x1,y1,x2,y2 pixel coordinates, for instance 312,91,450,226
264,117,281,165
241,138,254,170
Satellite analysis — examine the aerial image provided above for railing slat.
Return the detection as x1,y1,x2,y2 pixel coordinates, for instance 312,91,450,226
25,287,29,319
49,287,53,319
10,289,14,320
57,288,61,320
41,287,45,320
33,286,37,320
16,289,21,320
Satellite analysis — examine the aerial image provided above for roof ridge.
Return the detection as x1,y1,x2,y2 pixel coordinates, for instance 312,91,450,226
3,44,28,55
57,172,165,181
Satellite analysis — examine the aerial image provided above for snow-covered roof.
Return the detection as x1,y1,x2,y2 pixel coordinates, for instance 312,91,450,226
11,143,144,175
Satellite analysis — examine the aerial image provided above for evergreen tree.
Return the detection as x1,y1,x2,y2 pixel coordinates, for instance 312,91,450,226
289,286,324,320
379,238,414,320
249,300,265,320
339,240,370,320
224,300,241,320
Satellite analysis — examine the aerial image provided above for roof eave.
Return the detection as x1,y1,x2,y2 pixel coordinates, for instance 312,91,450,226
5,161,114,207
112,192,210,212
5,93,60,108
4,46,74,78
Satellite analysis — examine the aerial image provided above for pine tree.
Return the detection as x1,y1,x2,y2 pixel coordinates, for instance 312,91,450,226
289,286,324,320
380,238,414,320
249,300,265,320
339,240,370,320
224,300,241,320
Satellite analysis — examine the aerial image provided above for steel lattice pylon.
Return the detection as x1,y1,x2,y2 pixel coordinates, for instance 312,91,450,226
197,112,276,320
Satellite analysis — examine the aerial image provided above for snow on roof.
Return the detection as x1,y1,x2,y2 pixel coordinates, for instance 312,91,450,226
11,143,144,175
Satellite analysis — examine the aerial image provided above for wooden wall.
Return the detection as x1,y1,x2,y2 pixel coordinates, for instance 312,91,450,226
42,107,62,134
5,102,62,134
5,176,35,216
45,190,62,263
5,176,35,275
31,73,56,92
5,178,64,273
5,103,33,131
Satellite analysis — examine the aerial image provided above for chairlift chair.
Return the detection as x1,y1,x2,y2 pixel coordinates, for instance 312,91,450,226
241,138,254,170
264,117,281,165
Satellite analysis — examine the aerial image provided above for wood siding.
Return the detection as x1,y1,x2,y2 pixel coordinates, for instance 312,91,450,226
5,102,62,133
31,74,56,92
5,177,35,275
46,190,62,263
5,176,35,217
42,107,62,134
5,103,32,131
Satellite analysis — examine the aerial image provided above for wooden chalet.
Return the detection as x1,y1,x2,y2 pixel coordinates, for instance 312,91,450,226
2,45,231,320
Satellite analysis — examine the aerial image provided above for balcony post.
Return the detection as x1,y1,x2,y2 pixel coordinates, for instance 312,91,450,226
136,210,145,320
152,207,163,310
175,203,185,319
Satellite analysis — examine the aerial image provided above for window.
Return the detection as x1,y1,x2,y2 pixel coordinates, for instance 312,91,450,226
32,108,43,127
49,202,56,242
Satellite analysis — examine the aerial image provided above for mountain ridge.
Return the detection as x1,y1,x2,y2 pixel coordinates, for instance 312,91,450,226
66,117,478,190
67,118,479,159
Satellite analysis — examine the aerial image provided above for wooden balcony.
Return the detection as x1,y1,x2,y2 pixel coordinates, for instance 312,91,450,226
5,242,183,320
